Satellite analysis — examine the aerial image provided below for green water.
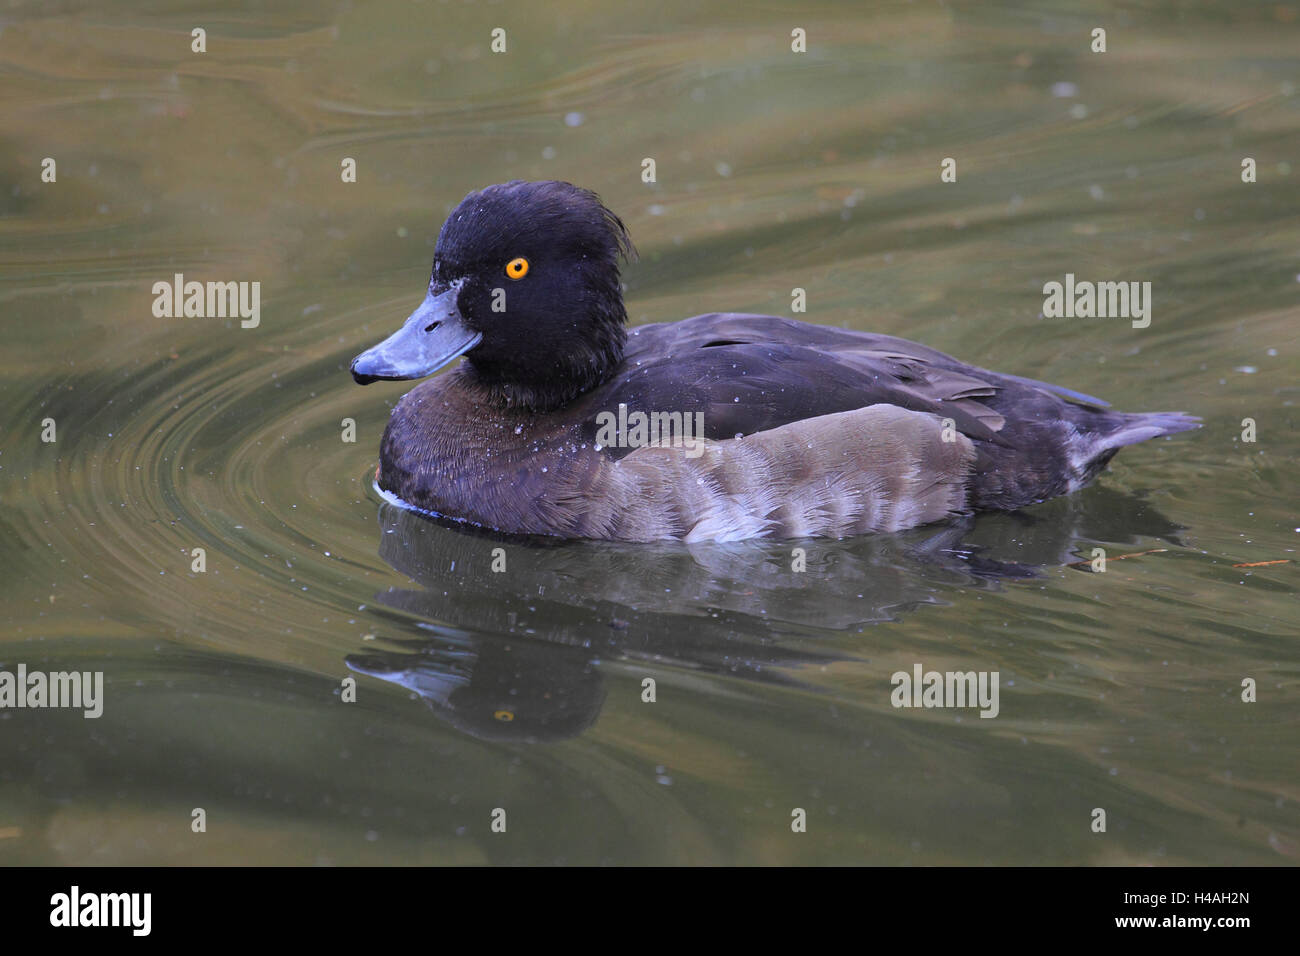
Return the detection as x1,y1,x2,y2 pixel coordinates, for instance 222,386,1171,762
1,1,1296,864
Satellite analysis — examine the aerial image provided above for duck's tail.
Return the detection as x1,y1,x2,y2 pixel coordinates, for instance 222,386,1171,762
1072,410,1199,487
1097,411,1201,451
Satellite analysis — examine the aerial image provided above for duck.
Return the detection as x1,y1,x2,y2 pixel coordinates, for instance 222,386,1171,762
350,180,1197,543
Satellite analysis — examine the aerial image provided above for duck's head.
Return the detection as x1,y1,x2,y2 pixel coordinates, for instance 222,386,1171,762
350,180,634,409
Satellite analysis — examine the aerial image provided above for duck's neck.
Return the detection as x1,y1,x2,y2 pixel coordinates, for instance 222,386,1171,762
459,325,627,412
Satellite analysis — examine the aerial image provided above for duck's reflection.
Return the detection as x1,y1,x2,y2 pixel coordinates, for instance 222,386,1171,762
348,487,1184,742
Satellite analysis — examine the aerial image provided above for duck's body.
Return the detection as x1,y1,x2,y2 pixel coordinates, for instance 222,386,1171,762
354,182,1197,542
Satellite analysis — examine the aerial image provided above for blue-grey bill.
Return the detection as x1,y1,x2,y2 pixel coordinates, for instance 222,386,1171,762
351,287,482,384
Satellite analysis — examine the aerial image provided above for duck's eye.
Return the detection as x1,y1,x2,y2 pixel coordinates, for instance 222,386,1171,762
505,257,529,280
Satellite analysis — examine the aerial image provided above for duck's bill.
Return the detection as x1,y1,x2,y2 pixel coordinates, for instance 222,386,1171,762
350,288,482,385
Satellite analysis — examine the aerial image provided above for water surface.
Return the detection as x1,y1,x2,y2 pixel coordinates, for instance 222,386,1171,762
1,0,1297,864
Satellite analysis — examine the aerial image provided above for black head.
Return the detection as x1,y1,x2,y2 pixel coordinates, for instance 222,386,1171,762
351,180,635,409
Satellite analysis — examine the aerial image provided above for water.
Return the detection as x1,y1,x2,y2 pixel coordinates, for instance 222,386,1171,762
1,1,1296,864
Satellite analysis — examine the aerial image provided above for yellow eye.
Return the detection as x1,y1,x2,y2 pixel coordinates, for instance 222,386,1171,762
493,709,515,722
505,257,529,280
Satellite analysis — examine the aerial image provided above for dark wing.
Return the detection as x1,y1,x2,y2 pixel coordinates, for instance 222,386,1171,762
573,313,1109,455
